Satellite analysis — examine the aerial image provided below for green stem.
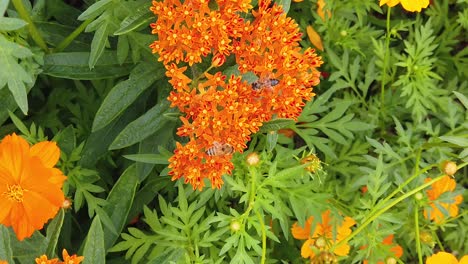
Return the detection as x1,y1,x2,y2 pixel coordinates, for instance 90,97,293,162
380,6,392,116
332,175,446,251
11,0,49,52
366,161,435,222
433,230,444,251
414,206,423,264
54,18,93,52
255,210,267,264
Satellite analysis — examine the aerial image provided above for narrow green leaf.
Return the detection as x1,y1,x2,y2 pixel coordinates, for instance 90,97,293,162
89,20,109,69
439,136,468,147
117,35,129,64
83,215,106,264
0,0,8,14
109,101,173,150
43,52,133,79
103,164,139,249
92,62,164,131
147,248,185,264
0,226,13,263
8,110,30,136
259,118,295,133
454,91,468,110
45,209,65,257
114,2,153,35
0,17,27,31
78,0,113,20
123,153,169,164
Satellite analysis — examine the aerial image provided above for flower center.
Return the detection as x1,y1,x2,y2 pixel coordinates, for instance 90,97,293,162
4,184,25,202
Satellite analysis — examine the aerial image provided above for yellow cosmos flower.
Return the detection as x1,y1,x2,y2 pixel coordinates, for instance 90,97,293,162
291,210,356,259
379,0,430,12
426,252,468,264
0,133,66,241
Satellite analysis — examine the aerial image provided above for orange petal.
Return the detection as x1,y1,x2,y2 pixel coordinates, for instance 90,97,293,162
301,238,315,259
0,133,30,183
30,141,60,168
291,216,314,239
306,25,324,51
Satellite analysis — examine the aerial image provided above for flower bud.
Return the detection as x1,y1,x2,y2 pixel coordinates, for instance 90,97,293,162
61,197,73,210
315,237,327,248
414,192,423,200
386,257,397,264
442,161,457,176
301,154,322,173
230,221,241,232
246,152,260,166
419,231,434,246
212,53,225,67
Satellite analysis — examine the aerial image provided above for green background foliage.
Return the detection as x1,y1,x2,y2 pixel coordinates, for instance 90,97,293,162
0,0,467,263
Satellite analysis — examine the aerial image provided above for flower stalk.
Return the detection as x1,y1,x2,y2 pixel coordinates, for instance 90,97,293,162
11,0,49,53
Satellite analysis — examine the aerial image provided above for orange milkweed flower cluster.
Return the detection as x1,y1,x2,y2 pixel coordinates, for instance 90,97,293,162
425,252,468,264
150,0,323,190
34,249,84,264
423,175,463,223
0,133,66,241
291,210,356,260
379,0,430,12
361,234,403,264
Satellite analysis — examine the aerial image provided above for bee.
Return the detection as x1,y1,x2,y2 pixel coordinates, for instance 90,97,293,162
206,141,235,156
251,77,280,91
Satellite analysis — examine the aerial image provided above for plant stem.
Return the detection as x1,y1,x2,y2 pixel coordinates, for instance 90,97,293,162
414,206,423,264
11,0,49,52
332,175,446,251
255,210,267,264
381,6,392,116
54,18,93,52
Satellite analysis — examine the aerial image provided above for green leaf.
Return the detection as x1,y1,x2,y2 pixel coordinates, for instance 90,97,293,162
78,0,113,20
0,226,13,264
0,17,28,31
123,153,169,164
83,215,106,264
0,35,34,114
103,164,139,249
147,248,185,264
89,19,110,69
259,118,295,133
454,91,468,110
117,35,129,64
45,209,65,257
8,110,30,136
92,62,164,131
42,52,133,80
439,135,468,147
114,2,153,35
109,101,173,150
0,0,8,14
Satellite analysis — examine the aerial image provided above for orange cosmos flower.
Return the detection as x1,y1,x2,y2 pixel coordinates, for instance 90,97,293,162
423,175,463,223
362,234,403,264
379,0,429,12
0,261,7,264
426,252,468,264
0,133,66,241
291,210,356,259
